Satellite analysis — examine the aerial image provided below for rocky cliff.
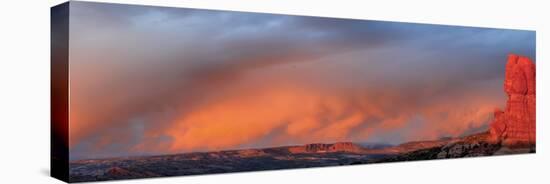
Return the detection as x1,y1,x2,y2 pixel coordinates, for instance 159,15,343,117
489,54,536,148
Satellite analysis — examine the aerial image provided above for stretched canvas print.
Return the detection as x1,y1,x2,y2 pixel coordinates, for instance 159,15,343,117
51,1,536,183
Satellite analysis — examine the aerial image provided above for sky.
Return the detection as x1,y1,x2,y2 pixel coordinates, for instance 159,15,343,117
66,1,536,160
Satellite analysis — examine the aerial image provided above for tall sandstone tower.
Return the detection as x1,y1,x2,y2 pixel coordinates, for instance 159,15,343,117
489,54,536,147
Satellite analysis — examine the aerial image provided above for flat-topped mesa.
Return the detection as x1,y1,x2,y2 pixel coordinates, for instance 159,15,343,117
288,142,365,153
330,142,365,152
489,54,536,147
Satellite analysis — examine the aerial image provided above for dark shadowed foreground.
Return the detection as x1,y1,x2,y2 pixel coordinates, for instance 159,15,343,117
69,131,534,182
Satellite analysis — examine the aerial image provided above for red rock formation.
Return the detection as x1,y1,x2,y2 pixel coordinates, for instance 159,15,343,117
288,142,365,153
331,142,366,152
489,54,536,147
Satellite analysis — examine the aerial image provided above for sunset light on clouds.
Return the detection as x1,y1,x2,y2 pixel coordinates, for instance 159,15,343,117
66,2,535,160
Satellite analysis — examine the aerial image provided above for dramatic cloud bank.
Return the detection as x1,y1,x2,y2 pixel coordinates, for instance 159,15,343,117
67,2,535,159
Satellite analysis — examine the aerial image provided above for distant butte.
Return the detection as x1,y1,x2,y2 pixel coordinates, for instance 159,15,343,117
489,54,536,147
288,142,366,154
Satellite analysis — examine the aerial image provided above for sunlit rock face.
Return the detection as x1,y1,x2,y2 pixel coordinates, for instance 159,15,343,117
489,54,536,147
288,142,365,154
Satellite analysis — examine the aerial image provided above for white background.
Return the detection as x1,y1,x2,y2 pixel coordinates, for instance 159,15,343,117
0,0,548,183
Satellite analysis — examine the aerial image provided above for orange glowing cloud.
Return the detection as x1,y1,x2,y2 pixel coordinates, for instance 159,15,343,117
165,86,325,151
69,58,506,158
133,78,503,153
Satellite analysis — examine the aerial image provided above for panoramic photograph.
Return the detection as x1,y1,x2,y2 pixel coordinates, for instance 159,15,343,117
60,1,535,182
